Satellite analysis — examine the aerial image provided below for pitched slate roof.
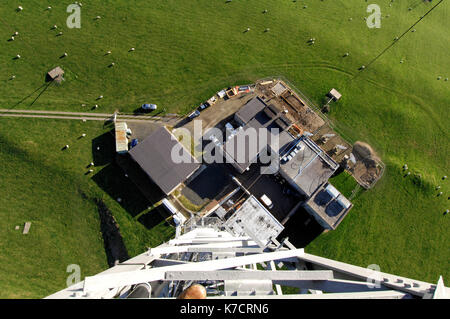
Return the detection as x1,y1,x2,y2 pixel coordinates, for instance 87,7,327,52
129,127,200,195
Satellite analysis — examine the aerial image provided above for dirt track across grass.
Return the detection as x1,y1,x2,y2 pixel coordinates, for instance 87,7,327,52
0,109,180,124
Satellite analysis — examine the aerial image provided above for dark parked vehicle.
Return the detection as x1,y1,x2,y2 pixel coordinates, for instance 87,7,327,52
141,103,157,111
130,139,139,148
188,109,200,120
198,102,210,111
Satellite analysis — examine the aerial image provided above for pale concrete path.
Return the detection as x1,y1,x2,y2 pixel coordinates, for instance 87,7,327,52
0,113,110,121
0,109,181,124
0,109,113,117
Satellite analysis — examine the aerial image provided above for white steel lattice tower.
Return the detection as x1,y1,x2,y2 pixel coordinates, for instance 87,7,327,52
47,216,449,299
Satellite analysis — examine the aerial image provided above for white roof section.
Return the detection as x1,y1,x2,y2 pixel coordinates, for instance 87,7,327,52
217,90,227,98
271,82,288,96
336,195,352,210
329,88,342,100
162,199,186,224
224,196,284,246
115,122,128,153
260,194,273,207
162,198,177,215
325,184,340,199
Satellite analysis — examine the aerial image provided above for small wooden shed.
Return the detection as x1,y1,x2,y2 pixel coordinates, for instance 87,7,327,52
47,67,64,82
328,88,342,101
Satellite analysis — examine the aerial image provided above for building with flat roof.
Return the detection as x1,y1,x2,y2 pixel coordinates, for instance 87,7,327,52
221,126,273,174
304,183,353,230
222,97,295,173
221,121,295,174
234,96,267,126
278,137,353,229
279,136,339,197
114,122,128,154
114,122,129,154
129,127,200,195
271,81,288,96
220,91,352,231
223,195,284,246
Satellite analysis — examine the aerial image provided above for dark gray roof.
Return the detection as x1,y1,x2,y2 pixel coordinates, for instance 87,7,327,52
226,96,296,173
275,115,292,131
263,104,279,119
235,97,267,125
129,127,200,195
222,126,271,173
222,122,295,173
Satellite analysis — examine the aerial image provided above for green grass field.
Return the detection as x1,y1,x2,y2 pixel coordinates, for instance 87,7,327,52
329,171,361,199
0,0,448,297
0,118,174,298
